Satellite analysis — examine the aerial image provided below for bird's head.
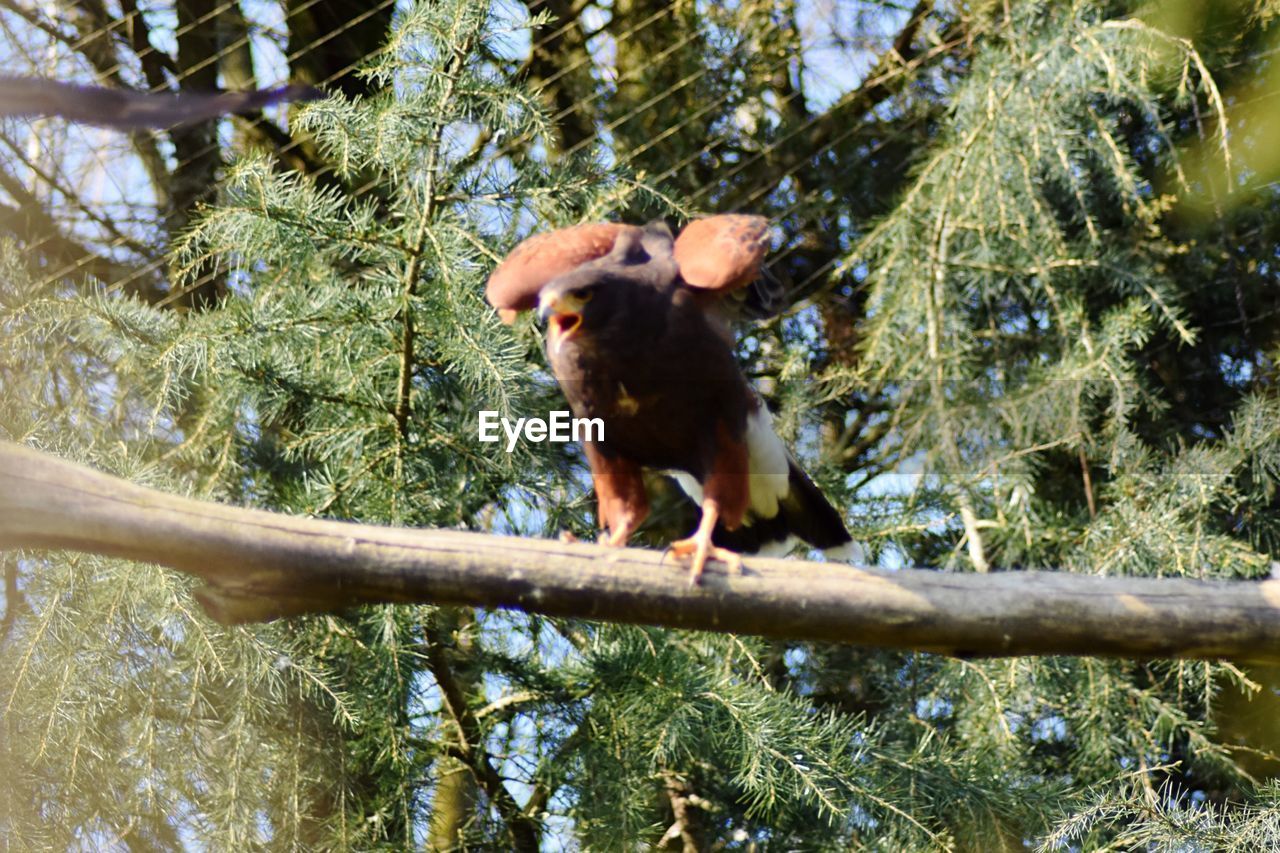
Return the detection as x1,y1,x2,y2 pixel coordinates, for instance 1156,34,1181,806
536,222,678,353
537,273,616,354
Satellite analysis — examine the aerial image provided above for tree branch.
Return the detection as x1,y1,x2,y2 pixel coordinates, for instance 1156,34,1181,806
424,616,541,851
0,185,148,294
2,441,1280,662
723,0,941,210
659,770,703,852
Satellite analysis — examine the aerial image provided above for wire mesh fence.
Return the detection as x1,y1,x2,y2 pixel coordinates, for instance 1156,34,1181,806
0,0,923,311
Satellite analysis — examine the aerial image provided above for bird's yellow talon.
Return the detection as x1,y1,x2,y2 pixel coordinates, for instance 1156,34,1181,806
669,540,741,585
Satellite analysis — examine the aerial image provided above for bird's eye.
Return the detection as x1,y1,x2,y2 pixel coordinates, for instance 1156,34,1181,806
570,288,593,302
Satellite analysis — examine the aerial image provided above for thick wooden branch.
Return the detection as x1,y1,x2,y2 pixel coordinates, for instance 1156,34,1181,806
2,441,1279,661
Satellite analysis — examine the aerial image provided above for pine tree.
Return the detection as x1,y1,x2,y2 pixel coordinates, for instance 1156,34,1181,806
6,0,1280,848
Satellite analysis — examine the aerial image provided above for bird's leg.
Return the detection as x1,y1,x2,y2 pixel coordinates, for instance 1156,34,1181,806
597,492,646,547
667,498,742,585
586,443,649,548
601,517,638,547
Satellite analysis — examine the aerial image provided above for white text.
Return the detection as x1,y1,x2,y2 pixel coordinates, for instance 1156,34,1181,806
478,410,604,452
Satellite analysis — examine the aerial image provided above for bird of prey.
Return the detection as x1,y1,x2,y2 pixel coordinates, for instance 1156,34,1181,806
0,75,318,130
487,215,853,582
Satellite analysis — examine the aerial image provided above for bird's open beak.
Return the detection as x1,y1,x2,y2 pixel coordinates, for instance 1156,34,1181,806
537,290,580,321
538,289,590,353
538,290,591,324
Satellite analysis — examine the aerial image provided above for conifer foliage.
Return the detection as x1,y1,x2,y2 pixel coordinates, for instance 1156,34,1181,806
5,0,1280,848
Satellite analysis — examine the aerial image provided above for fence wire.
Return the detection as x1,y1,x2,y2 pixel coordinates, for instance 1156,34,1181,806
0,0,917,306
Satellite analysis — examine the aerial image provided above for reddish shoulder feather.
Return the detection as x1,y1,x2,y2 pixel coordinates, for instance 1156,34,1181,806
486,222,638,321
672,214,770,292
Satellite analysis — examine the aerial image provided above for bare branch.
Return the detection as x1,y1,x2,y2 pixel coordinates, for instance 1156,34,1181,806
0,75,319,130
660,770,703,852
2,441,1279,662
1,553,24,640
423,617,541,851
0,183,144,291
724,0,942,210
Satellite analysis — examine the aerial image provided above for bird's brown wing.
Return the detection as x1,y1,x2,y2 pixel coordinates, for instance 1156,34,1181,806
485,215,773,323
486,222,641,323
0,76,319,130
672,214,770,292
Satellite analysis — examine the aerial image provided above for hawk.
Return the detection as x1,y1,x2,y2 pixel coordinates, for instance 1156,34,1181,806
487,215,853,582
